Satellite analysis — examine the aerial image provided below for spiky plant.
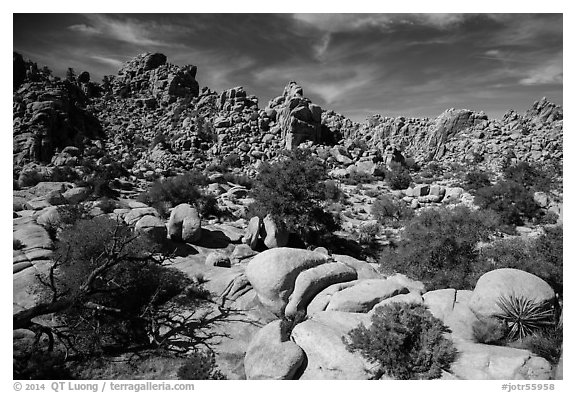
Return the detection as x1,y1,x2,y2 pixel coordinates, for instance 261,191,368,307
495,293,555,341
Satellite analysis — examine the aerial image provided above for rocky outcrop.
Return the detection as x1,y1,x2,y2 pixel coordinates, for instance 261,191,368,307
284,262,357,318
113,52,199,103
13,77,103,167
244,320,305,380
290,311,375,379
267,82,323,150
245,248,330,315
325,278,411,313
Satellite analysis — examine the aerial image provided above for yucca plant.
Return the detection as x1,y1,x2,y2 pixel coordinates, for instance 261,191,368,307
495,293,555,341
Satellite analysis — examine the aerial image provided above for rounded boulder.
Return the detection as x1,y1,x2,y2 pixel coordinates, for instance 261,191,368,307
245,247,329,316
469,268,556,319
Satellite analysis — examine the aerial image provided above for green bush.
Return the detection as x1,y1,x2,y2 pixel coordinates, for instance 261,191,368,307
472,317,508,344
52,217,191,355
325,179,345,202
97,197,117,213
478,226,562,296
503,161,552,192
421,162,444,178
344,302,457,380
518,327,563,365
371,195,413,225
475,180,541,227
222,153,242,169
464,170,491,192
358,222,380,245
379,206,499,290
385,165,412,190
13,238,24,250
138,170,216,218
495,294,555,341
177,351,226,380
248,149,339,244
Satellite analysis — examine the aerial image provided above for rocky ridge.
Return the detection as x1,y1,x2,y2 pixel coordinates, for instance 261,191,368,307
12,52,563,380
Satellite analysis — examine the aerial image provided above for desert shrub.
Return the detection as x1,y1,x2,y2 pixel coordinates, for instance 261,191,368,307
138,170,214,218
475,180,541,227
325,179,345,202
503,161,552,192
371,195,413,225
421,161,444,178
249,149,339,244
404,157,420,171
464,170,491,192
51,166,79,183
363,188,379,198
13,351,72,380
56,204,89,226
13,238,24,250
97,197,117,213
518,327,563,365
478,226,562,296
50,217,192,355
472,317,508,344
358,222,381,245
222,153,242,169
342,169,376,185
344,302,457,380
83,161,128,199
379,206,499,290
385,165,412,190
177,351,226,380
495,294,555,341
538,211,559,225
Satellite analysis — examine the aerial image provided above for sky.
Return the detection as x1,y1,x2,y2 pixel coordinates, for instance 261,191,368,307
13,13,563,122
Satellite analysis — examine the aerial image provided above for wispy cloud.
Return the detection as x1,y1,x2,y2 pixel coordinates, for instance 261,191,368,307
519,55,563,85
68,24,101,35
72,14,174,47
90,55,123,68
292,13,470,33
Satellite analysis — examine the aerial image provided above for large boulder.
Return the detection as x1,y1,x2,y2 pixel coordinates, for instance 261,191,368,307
182,215,202,243
244,320,305,380
290,311,375,379
134,215,167,244
261,214,289,249
245,248,329,315
284,262,357,318
332,254,382,279
306,280,360,315
469,268,556,319
243,216,262,250
167,204,201,243
124,207,159,226
325,278,411,313
62,187,91,204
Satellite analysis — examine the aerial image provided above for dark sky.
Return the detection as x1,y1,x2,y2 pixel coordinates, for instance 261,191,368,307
13,13,563,122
